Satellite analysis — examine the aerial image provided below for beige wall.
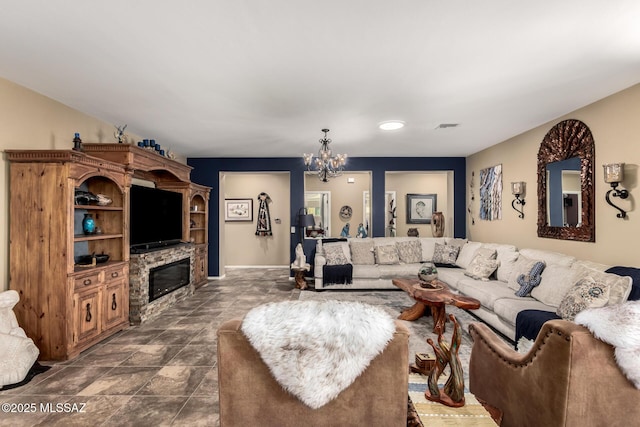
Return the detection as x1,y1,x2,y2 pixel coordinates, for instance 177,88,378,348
305,172,371,237
386,172,452,237
221,172,290,268
466,83,640,266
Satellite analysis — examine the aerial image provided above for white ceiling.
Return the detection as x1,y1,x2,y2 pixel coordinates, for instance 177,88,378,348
1,1,639,158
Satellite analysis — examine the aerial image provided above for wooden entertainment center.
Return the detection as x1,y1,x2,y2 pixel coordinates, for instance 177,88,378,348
7,144,210,360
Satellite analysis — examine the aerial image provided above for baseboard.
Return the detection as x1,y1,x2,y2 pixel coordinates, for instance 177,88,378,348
225,265,289,269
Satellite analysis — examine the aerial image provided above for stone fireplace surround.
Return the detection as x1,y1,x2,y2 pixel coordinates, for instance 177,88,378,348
129,243,196,325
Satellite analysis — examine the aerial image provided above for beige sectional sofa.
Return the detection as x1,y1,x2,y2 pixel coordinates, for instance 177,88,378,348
313,237,634,341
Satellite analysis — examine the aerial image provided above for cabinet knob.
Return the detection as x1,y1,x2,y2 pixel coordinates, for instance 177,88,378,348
85,303,92,322
111,272,119,278
84,279,92,286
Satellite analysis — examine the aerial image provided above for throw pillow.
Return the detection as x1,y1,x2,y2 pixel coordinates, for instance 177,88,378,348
556,277,610,321
464,254,500,281
572,265,633,306
395,240,422,264
508,255,543,291
455,241,483,269
515,261,546,297
530,264,577,307
323,242,352,264
324,245,350,266
374,245,400,265
349,240,375,265
432,243,460,266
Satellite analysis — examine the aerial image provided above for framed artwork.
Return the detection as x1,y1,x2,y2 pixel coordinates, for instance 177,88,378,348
225,198,253,222
406,193,437,224
479,164,502,221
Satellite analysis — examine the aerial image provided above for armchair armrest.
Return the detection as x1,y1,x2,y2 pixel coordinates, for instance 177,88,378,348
468,320,640,427
314,255,326,277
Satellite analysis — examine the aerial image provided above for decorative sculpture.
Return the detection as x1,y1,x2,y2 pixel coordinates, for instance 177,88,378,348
114,124,127,143
356,223,367,238
340,223,350,237
424,313,465,407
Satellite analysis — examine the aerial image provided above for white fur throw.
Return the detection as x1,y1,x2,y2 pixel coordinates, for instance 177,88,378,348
241,300,396,409
575,301,640,388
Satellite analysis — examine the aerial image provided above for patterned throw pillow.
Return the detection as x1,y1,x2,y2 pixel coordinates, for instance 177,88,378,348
556,277,610,321
464,254,500,281
515,261,546,297
374,245,400,265
432,243,460,266
350,241,375,265
395,240,422,264
324,245,350,266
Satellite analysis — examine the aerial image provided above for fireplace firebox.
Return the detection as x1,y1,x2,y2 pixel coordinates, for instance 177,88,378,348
149,257,190,302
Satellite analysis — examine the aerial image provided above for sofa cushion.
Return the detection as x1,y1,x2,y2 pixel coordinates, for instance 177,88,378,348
324,245,350,266
571,265,633,306
531,264,577,307
395,240,422,264
493,297,557,327
481,243,519,282
433,243,460,266
455,241,483,269
606,266,640,301
514,261,545,297
350,240,375,265
464,254,500,281
377,264,421,279
508,255,545,291
352,264,381,279
374,245,400,265
419,237,446,262
455,279,516,310
556,276,611,321
518,248,575,268
436,267,467,291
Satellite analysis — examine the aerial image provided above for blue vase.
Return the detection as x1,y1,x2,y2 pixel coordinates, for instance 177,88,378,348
82,213,96,235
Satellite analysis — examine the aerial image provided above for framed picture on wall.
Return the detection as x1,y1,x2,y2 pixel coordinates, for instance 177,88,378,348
406,193,437,224
225,198,253,222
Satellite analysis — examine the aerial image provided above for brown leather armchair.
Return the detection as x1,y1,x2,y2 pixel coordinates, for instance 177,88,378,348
217,318,410,427
468,320,640,427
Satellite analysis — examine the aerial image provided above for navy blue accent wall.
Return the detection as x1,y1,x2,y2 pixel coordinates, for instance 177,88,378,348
188,157,465,276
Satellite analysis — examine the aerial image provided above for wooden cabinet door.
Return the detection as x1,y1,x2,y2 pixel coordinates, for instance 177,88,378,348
103,280,128,330
73,289,101,346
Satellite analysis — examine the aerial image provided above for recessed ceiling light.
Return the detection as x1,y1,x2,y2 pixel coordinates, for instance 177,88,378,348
378,120,405,131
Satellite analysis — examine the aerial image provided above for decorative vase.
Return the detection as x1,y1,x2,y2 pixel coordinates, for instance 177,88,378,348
431,211,445,237
418,262,438,283
82,213,96,235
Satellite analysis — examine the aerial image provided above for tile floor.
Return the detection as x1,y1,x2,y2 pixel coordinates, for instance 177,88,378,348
0,268,300,427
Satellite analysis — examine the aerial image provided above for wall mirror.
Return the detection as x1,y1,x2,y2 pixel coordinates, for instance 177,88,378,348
537,119,595,241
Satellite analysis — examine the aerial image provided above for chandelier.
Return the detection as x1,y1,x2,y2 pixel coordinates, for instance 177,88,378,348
303,128,347,182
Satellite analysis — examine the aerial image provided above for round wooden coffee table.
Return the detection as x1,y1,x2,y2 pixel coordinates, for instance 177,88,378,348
392,277,480,334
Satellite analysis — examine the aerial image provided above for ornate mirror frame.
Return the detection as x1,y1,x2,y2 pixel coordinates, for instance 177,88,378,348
537,119,595,242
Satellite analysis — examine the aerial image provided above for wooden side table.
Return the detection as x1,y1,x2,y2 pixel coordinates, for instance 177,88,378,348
291,267,309,290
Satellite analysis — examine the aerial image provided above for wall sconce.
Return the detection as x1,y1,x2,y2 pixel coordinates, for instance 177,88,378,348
511,182,526,219
603,163,629,218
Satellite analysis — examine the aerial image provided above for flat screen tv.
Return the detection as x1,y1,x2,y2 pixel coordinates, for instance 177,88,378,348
130,185,183,250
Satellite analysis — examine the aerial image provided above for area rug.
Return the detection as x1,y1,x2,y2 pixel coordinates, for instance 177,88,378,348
408,373,498,426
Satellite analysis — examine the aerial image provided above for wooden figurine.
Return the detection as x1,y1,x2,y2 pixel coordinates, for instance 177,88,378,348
424,313,466,407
